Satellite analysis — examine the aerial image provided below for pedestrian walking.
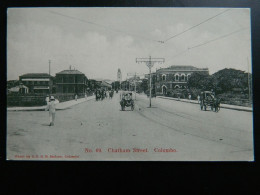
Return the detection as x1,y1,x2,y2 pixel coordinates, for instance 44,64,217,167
85,93,87,100
188,94,191,102
45,96,56,126
197,95,200,104
75,94,78,101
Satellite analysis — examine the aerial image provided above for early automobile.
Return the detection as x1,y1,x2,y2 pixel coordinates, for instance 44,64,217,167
120,92,134,111
200,91,221,112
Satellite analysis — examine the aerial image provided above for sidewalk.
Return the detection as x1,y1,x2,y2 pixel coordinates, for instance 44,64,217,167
157,96,253,112
7,96,95,111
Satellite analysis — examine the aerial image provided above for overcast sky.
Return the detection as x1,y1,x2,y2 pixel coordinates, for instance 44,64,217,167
7,7,251,81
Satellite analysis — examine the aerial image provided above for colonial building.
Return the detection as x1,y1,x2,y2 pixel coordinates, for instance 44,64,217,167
55,69,88,95
155,65,209,95
19,73,54,94
94,79,112,90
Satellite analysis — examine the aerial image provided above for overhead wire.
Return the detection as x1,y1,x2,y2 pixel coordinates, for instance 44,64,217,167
147,8,231,56
188,27,249,50
165,27,249,65
163,8,231,43
42,9,161,43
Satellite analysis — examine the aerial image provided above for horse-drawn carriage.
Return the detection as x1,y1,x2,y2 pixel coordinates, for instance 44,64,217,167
120,92,134,111
95,89,106,101
200,91,221,112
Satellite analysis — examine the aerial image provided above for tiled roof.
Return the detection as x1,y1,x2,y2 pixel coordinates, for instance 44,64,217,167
56,70,85,75
20,73,52,78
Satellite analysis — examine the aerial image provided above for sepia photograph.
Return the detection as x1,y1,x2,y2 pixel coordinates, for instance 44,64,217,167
6,7,253,161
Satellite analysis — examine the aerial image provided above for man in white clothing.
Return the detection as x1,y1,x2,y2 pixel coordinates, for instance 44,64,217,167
46,96,56,126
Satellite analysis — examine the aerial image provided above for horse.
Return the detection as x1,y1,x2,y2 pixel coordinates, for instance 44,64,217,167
211,98,221,112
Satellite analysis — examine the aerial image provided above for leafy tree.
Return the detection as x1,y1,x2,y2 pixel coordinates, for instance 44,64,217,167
187,72,213,90
187,68,250,94
212,68,249,93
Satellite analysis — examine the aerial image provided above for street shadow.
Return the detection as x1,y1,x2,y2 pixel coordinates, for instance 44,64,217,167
119,109,134,112
41,123,50,126
146,107,157,108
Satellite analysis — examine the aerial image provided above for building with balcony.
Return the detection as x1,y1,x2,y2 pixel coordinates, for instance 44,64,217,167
19,73,54,94
55,69,88,95
155,65,209,95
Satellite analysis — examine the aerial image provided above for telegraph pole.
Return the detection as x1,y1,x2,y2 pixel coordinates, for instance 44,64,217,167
136,56,164,107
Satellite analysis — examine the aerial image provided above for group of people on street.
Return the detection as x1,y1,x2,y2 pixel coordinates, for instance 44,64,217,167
95,89,114,101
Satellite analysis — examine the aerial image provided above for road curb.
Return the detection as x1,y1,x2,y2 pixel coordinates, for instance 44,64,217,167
7,96,95,111
157,96,253,112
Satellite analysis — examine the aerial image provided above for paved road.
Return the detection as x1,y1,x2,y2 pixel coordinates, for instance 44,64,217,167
7,92,254,161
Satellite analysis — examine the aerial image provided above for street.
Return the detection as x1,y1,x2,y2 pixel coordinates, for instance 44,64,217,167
7,92,254,161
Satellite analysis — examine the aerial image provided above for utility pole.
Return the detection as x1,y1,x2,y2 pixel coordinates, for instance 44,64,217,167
136,56,164,107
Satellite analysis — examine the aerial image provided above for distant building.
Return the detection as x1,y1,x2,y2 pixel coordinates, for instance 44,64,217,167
117,69,122,83
19,73,54,94
94,79,112,90
155,65,209,95
55,69,88,95
88,79,99,91
8,84,29,94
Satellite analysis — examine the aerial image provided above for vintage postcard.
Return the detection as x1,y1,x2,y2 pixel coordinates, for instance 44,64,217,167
7,7,253,161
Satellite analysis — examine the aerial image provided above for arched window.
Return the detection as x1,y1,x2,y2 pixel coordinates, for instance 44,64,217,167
162,74,166,81
175,75,179,81
181,75,185,81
